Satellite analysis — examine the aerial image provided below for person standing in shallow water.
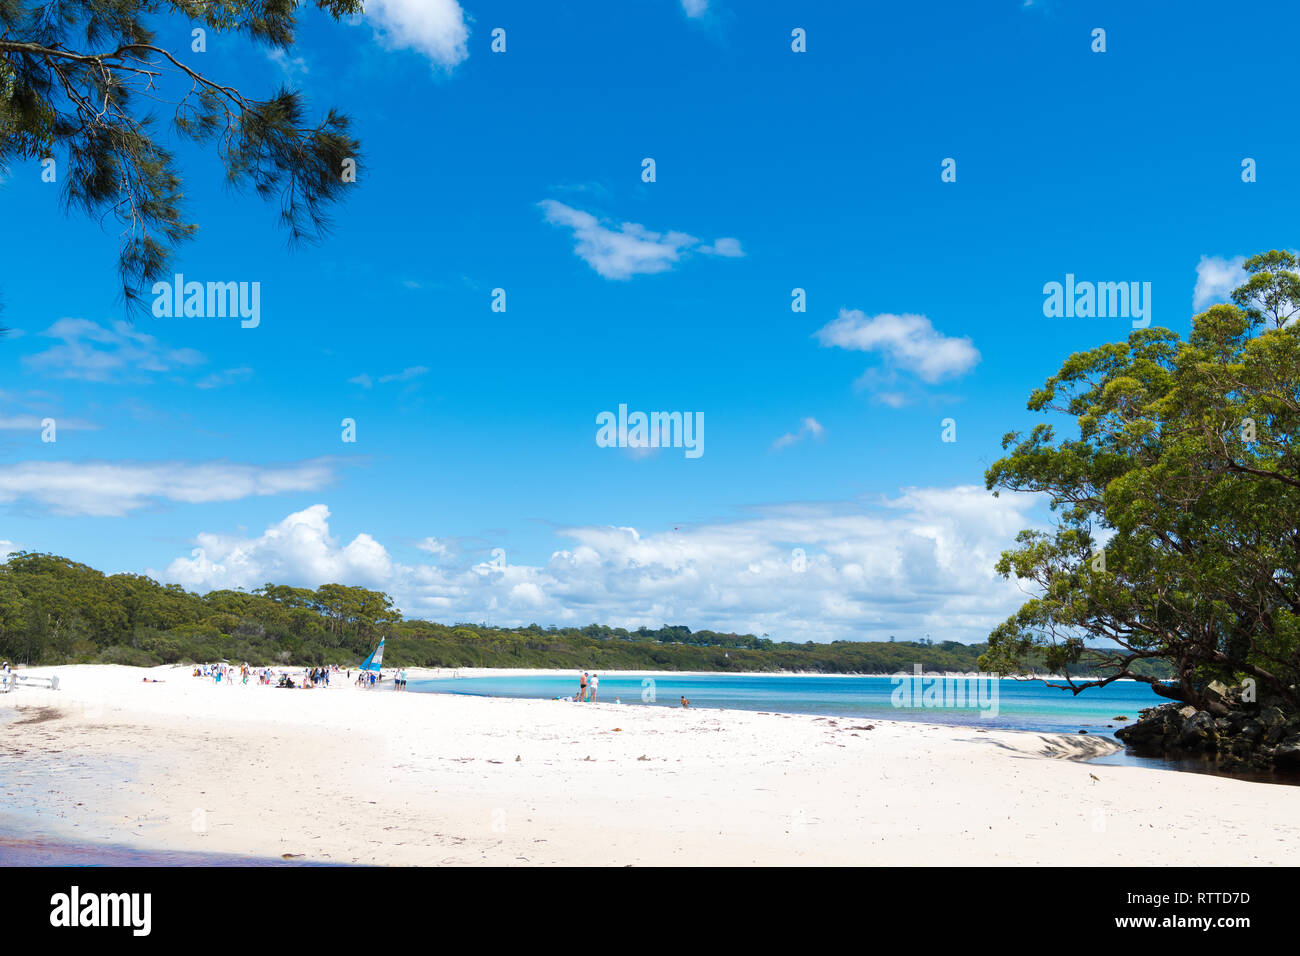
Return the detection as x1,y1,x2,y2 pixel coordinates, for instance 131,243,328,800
578,671,588,702
589,673,599,702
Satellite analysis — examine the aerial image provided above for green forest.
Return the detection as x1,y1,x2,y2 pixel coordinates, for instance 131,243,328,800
0,551,1169,677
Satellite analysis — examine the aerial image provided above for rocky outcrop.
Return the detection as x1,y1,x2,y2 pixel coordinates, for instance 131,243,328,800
1116,691,1300,772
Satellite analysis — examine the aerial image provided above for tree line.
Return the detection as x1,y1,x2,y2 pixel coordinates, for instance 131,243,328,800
0,551,1166,676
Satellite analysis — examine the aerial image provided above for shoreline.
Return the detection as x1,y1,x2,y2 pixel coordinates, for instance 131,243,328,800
4,664,1297,866
6,663,1151,681
374,666,1150,682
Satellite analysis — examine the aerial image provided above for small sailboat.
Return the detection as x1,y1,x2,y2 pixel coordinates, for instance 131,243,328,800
359,637,386,683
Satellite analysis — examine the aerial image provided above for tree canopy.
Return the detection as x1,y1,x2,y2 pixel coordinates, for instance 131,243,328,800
981,251,1300,714
0,0,361,305
0,548,1169,675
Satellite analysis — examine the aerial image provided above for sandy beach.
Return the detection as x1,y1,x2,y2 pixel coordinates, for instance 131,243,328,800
2,664,1298,866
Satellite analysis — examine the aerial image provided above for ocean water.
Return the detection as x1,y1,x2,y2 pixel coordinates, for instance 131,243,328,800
409,672,1165,733
411,672,1300,785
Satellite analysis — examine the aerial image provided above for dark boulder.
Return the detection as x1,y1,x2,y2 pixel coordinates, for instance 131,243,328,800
1179,710,1218,750
1274,735,1300,771
1116,703,1180,745
1261,707,1289,745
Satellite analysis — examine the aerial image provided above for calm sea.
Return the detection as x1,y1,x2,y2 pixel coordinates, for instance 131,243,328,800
409,672,1163,733
411,672,1300,786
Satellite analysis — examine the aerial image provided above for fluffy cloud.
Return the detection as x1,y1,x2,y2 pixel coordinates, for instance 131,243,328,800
23,319,204,383
0,540,16,560
160,505,392,591
771,416,825,451
1193,255,1247,311
681,0,709,17
815,310,980,384
155,488,1045,643
366,0,470,70
0,459,337,517
539,200,743,279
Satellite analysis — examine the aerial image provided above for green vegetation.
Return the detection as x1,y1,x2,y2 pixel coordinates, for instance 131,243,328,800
983,251,1300,712
1,1,361,305
0,550,1169,676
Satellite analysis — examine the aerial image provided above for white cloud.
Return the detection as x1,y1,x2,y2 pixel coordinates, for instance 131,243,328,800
0,415,98,431
379,366,429,384
682,0,709,17
416,537,451,559
196,367,253,390
815,310,980,384
366,0,469,70
0,459,337,517
0,540,16,560
349,366,428,388
539,200,742,279
156,488,1046,643
701,237,744,257
771,416,825,451
160,505,392,591
1193,255,1247,311
23,319,205,383
266,48,309,78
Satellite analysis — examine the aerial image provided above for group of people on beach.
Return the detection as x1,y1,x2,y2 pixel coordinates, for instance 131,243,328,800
192,663,346,689
188,661,417,691
576,671,599,701
193,663,250,685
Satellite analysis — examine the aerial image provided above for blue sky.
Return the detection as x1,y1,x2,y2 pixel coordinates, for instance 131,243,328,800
1,0,1295,641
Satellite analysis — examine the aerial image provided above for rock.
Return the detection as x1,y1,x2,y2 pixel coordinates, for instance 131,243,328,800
1261,707,1289,745
1178,705,1198,719
1274,735,1300,771
1226,710,1252,734
1179,710,1218,750
1121,703,1184,741
1240,719,1264,743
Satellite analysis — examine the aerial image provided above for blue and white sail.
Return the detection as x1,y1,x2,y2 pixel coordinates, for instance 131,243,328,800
360,637,386,672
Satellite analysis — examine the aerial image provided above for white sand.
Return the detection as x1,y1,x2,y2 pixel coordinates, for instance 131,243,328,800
2,664,1297,866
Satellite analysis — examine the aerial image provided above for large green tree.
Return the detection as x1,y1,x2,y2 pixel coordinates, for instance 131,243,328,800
982,251,1300,714
0,0,361,305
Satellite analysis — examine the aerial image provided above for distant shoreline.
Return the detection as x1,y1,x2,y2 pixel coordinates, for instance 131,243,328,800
407,667,1149,681
7,663,1146,682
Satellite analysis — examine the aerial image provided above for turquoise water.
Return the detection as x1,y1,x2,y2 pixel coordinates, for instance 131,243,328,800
410,673,1166,733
